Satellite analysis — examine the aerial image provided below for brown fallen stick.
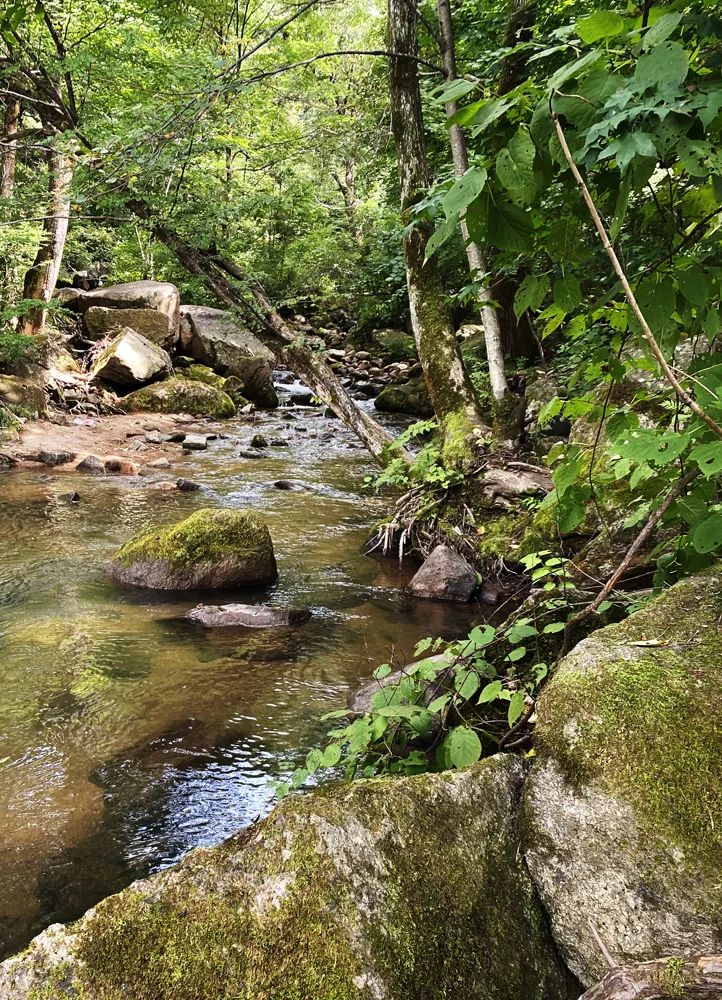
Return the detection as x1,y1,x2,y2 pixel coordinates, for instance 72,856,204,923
580,954,722,999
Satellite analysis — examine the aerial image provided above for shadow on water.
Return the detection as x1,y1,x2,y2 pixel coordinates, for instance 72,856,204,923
0,398,495,957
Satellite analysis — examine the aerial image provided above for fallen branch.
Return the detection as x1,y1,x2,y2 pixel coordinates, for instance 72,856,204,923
560,467,700,656
551,99,722,442
580,954,722,1000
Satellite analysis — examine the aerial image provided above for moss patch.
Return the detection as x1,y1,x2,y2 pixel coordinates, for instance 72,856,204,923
120,377,236,418
182,364,228,390
536,568,722,883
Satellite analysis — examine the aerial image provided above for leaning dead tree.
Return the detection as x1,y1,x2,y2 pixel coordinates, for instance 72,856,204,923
129,205,407,466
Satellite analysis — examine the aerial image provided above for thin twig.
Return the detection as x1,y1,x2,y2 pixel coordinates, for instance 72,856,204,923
551,96,722,441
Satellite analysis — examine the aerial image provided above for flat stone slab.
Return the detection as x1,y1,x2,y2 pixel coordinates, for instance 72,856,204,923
186,603,312,628
182,434,208,450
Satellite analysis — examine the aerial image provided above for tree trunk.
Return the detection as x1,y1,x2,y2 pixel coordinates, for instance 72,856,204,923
134,208,406,466
580,955,722,1000
1,96,20,200
387,0,486,466
436,0,508,406
20,149,73,335
332,157,363,243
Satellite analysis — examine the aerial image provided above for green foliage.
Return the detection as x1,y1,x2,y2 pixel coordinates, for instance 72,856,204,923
368,419,465,492
0,330,33,368
275,553,576,796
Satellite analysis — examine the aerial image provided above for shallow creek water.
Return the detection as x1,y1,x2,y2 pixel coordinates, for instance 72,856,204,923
0,391,483,957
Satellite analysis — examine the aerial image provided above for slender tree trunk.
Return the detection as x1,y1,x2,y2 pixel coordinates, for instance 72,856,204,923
387,0,486,466
332,157,363,243
1,96,20,200
437,0,508,406
133,206,406,466
20,149,73,335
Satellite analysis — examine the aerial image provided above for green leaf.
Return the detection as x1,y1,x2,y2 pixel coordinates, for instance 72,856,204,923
373,663,392,680
642,12,683,51
486,198,534,252
424,217,457,261
689,441,722,477
477,679,503,704
599,133,657,171
496,127,536,200
553,273,582,312
442,167,488,219
506,623,538,643
576,10,624,43
468,94,518,135
321,743,342,767
443,725,482,769
507,646,527,662
373,704,425,718
677,265,709,308
435,78,477,103
508,691,527,727
548,50,603,92
305,749,324,773
514,274,550,317
291,767,308,789
634,41,689,89
543,621,566,634
427,693,451,714
692,514,722,554
455,669,480,699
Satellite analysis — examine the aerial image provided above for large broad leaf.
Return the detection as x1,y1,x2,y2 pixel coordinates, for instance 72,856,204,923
634,41,689,89
616,428,690,466
486,198,534,252
636,277,677,336
468,95,518,136
443,725,482,769
548,50,603,92
576,10,624,43
692,513,722,554
442,167,487,220
598,132,657,170
514,273,550,317
642,11,683,51
553,273,582,313
434,78,477,103
689,441,722,478
677,265,709,308
496,127,536,201
424,217,457,262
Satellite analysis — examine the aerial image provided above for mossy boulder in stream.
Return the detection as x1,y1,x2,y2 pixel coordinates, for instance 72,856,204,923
0,755,578,999
523,567,722,988
374,378,433,417
108,508,277,590
119,376,236,418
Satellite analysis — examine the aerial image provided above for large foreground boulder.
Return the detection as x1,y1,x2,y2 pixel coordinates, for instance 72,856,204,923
84,306,175,349
109,508,277,590
119,376,236,418
180,305,278,407
0,756,577,1000
76,281,181,345
0,374,45,416
374,378,433,417
89,329,172,387
523,568,722,988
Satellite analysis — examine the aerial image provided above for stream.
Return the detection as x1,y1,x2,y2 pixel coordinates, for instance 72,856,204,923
0,384,482,958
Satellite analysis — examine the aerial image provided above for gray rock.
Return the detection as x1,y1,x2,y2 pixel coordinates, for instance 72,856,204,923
0,756,577,1000
374,379,433,417
90,329,172,388
108,508,277,590
76,454,105,474
147,458,171,469
182,433,208,451
76,281,180,343
176,478,201,491
30,449,75,467
250,434,268,448
186,603,311,628
180,305,278,408
407,544,478,602
238,448,264,459
273,480,305,491
524,568,722,988
84,306,175,349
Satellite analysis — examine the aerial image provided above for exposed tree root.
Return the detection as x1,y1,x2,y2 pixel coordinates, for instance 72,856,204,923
580,955,722,1000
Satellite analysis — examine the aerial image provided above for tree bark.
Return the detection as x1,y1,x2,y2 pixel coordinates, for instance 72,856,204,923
387,0,486,465
134,208,406,466
332,157,363,243
580,954,722,1000
20,149,73,335
436,0,509,411
1,96,20,200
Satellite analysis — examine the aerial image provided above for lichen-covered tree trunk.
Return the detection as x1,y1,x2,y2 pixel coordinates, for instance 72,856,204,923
137,209,406,466
387,0,486,466
20,149,73,335
437,0,509,411
1,96,20,200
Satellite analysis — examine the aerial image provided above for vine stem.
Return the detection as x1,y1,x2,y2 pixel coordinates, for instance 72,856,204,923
560,467,700,656
551,99,722,441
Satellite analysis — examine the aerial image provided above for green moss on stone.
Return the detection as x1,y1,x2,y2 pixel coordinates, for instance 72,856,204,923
114,508,273,571
536,568,722,885
120,377,236,418
182,364,228,391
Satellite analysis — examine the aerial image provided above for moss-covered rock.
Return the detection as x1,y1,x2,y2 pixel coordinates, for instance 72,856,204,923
119,377,236,418
0,755,578,999
108,508,277,590
182,364,228,391
371,328,417,361
523,568,722,988
374,379,433,417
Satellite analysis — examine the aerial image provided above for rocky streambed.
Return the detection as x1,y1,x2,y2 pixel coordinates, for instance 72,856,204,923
0,389,483,962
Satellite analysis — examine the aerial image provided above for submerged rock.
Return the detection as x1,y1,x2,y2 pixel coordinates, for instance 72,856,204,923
186,603,311,628
407,544,478,602
180,305,278,408
89,329,172,387
108,508,277,590
523,568,722,988
0,756,577,999
120,377,236,419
